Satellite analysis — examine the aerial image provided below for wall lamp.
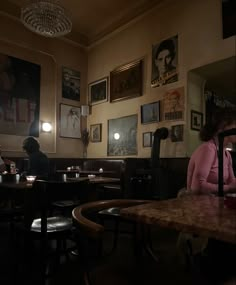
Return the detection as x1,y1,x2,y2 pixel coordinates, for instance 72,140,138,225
40,121,52,133
81,105,90,117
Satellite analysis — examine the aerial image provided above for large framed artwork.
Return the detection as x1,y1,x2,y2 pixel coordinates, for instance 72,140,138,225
141,101,160,124
62,67,80,101
108,114,138,156
151,35,178,88
0,52,41,136
89,77,108,105
110,59,143,103
59,103,81,138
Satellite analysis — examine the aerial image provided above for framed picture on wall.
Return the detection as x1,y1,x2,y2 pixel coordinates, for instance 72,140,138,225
171,124,184,142
141,101,160,124
88,77,108,105
59,103,81,138
62,67,80,101
108,114,138,156
90,123,102,142
191,110,203,131
110,59,143,103
143,132,152,147
0,52,41,137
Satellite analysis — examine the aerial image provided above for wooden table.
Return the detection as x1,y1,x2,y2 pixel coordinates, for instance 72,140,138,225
68,176,120,184
56,170,116,175
0,177,89,190
120,195,236,244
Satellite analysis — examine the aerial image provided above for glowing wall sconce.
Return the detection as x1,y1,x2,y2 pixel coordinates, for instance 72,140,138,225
41,121,52,133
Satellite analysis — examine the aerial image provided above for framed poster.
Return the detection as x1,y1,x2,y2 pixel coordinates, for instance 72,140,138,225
171,124,184,142
60,103,81,138
163,87,185,121
110,59,142,103
141,101,160,124
90,123,102,142
0,52,40,136
62,67,80,101
89,77,108,105
143,132,152,147
151,35,178,87
108,114,137,156
191,110,203,131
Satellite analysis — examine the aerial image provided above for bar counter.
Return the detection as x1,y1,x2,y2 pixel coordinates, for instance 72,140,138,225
121,195,236,244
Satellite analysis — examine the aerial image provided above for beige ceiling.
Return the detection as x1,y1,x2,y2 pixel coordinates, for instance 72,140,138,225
1,0,164,47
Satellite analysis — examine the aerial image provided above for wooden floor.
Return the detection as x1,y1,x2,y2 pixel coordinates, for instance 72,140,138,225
0,222,235,285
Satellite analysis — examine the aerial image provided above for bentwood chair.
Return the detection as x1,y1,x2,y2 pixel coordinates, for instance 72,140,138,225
13,179,88,285
72,199,151,285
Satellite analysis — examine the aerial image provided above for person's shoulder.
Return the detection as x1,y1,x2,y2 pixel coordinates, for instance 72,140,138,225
39,150,49,159
193,140,216,155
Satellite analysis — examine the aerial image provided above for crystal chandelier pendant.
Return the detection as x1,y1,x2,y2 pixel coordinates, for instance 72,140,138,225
21,0,72,37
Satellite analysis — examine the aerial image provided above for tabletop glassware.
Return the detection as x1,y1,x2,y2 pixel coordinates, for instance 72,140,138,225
25,175,37,184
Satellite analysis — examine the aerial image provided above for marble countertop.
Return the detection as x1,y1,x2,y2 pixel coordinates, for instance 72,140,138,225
120,195,236,244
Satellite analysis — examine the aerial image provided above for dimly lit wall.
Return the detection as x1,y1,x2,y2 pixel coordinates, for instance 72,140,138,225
87,0,235,158
0,13,88,158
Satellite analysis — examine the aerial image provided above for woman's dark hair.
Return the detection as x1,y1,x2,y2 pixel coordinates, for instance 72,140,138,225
22,136,40,153
200,107,236,141
155,39,175,60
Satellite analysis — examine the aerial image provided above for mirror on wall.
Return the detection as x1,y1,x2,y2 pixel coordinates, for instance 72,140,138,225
189,56,236,152
192,56,236,105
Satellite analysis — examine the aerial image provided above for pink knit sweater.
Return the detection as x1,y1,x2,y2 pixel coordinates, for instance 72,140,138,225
187,139,235,194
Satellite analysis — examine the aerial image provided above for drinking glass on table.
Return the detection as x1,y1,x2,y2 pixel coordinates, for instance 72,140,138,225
25,175,37,185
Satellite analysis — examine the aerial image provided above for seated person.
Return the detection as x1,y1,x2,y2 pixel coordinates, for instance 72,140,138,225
0,145,15,173
185,107,236,283
22,136,49,178
187,107,236,195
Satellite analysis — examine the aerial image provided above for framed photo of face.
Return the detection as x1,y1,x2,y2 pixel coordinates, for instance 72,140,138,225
151,35,178,88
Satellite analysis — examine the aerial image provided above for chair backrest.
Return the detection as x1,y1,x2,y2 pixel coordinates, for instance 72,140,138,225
72,199,151,239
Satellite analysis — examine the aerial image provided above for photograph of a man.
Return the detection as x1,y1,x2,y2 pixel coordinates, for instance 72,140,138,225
151,35,178,87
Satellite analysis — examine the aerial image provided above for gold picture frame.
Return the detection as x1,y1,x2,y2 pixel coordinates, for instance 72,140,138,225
110,59,143,103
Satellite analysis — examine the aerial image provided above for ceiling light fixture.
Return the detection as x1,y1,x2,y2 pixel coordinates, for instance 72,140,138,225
21,0,72,38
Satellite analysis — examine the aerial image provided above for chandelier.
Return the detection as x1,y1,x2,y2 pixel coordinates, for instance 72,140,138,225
21,0,72,37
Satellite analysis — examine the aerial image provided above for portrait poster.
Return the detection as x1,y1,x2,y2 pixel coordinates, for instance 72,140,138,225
62,67,80,101
171,124,184,142
151,35,178,88
108,114,137,156
60,103,81,138
0,52,40,136
162,87,185,121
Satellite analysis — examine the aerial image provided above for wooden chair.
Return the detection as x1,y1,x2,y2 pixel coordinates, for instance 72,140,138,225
13,179,88,285
72,199,152,285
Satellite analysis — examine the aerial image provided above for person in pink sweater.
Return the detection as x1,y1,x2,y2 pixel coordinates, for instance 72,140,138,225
187,107,236,194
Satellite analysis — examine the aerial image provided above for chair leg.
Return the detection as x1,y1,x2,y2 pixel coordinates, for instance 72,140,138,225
111,219,119,253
